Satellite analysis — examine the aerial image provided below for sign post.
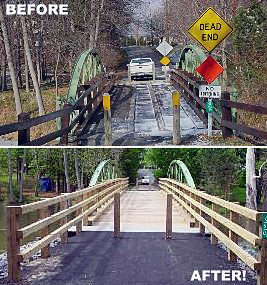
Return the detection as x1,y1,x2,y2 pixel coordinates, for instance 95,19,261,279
205,99,215,137
263,213,267,239
157,40,173,82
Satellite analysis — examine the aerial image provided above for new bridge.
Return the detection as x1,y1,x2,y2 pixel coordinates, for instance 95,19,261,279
5,160,267,284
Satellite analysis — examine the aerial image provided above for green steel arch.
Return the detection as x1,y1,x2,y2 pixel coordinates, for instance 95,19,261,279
89,160,120,186
56,49,105,130
67,49,104,104
167,160,196,189
178,44,219,84
178,45,207,75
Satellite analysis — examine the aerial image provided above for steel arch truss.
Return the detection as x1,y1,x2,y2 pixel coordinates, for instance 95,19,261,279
67,49,104,104
167,160,196,189
57,49,105,131
178,44,219,84
178,45,207,75
89,160,121,186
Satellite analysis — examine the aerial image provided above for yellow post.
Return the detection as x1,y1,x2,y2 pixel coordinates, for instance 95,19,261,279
172,91,181,145
103,93,112,146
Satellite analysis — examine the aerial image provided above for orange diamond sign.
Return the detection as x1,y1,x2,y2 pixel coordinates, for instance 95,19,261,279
196,56,224,84
160,56,171,66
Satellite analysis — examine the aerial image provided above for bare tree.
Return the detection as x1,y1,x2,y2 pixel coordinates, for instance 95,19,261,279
63,149,70,193
0,3,22,115
74,149,82,190
21,16,45,115
18,149,27,204
8,149,14,203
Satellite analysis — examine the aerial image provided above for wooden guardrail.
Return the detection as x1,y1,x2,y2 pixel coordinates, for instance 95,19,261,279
159,178,267,285
171,68,267,142
6,178,129,282
0,73,114,146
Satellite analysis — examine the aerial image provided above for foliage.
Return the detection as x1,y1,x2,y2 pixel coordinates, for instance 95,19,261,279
120,149,144,183
143,148,202,185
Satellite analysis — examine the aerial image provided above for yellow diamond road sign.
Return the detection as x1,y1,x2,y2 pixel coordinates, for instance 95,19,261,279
188,7,233,53
160,56,170,66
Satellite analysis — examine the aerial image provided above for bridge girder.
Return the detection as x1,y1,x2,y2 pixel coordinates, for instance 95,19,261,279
89,159,120,186
167,160,196,189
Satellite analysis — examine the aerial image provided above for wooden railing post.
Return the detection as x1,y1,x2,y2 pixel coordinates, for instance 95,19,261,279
76,193,83,234
193,194,199,227
211,203,219,244
40,207,50,258
228,210,239,262
166,194,172,239
18,112,30,145
7,207,22,282
114,192,120,238
221,92,234,138
60,103,72,145
60,200,68,244
199,197,205,236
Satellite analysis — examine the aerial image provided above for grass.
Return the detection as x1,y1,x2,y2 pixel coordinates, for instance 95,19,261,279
0,86,68,141
198,134,253,146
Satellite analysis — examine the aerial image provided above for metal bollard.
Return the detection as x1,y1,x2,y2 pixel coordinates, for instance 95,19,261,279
103,93,112,146
172,91,181,145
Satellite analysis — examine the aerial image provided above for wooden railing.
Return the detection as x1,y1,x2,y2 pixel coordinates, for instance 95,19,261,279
159,178,267,285
171,68,267,142
6,178,129,282
0,73,114,146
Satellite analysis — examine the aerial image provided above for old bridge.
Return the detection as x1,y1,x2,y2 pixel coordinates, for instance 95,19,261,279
1,46,266,146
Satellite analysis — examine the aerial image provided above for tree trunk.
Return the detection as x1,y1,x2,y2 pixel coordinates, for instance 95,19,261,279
74,149,81,190
55,50,60,98
63,149,70,193
0,3,22,114
18,149,27,204
20,16,45,115
89,0,96,48
33,149,40,197
24,50,29,92
246,148,257,210
8,149,14,203
94,0,105,44
1,55,6,91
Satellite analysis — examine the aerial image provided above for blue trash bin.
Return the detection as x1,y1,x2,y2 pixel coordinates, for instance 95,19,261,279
39,178,52,192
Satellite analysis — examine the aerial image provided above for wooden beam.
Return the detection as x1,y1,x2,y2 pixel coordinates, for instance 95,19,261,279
166,194,172,239
114,193,120,238
6,207,22,282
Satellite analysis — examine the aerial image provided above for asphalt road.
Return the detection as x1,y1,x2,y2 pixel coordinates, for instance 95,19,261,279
17,232,256,285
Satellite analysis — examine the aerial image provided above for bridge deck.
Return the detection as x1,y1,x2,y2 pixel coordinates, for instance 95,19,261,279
78,189,196,233
16,189,256,284
78,46,206,146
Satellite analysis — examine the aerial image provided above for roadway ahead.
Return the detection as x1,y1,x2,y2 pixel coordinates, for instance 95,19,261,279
78,46,207,146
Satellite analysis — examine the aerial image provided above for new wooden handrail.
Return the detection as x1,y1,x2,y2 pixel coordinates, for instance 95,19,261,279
160,178,261,221
159,178,267,276
18,181,126,240
6,178,129,282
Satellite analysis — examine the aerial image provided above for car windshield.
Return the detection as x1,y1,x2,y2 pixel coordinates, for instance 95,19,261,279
131,59,152,64
143,176,149,179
